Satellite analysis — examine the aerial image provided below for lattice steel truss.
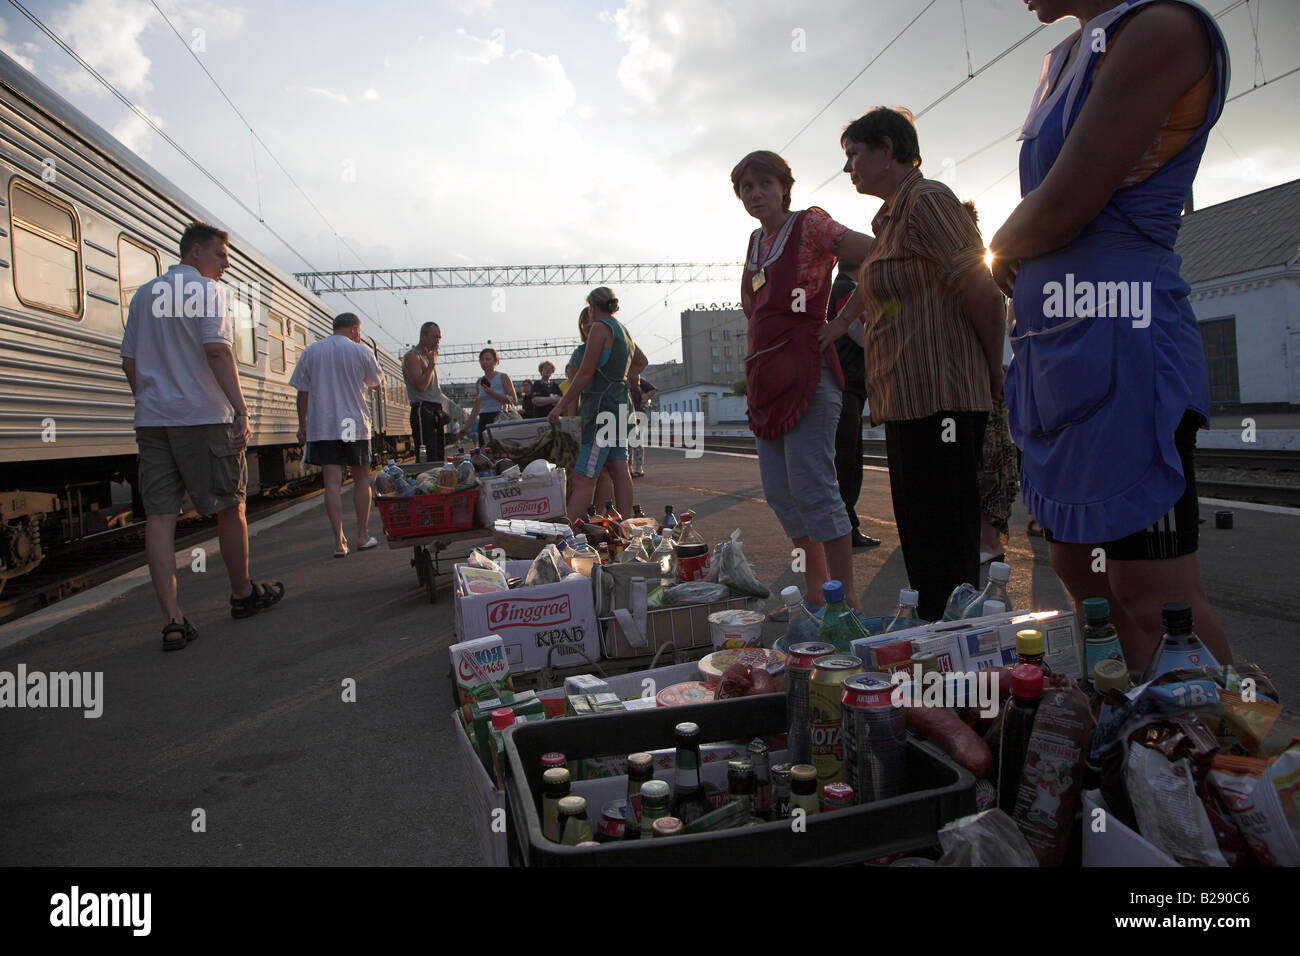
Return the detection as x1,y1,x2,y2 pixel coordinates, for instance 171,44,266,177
293,262,744,294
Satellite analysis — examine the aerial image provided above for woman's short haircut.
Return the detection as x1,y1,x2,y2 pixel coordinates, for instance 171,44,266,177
730,151,795,211
586,286,619,314
539,360,555,375
479,347,498,362
841,107,922,168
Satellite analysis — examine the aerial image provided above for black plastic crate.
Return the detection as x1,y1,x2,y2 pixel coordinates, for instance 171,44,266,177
503,693,976,866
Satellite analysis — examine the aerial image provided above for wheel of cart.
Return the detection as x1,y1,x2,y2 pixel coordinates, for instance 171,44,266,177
374,463,487,603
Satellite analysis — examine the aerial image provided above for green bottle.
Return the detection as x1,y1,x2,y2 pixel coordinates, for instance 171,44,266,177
816,581,866,655
1082,597,1126,695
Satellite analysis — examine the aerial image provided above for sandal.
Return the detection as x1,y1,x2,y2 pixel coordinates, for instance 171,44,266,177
230,581,287,619
357,536,379,551
1026,519,1045,538
162,618,198,652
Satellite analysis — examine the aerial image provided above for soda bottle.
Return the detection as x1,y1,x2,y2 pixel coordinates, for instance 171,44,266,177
961,561,1013,618
816,580,862,655
603,499,624,524
674,511,709,582
1082,597,1126,694
884,588,921,632
668,722,712,826
1140,602,1218,683
779,585,822,647
1015,628,1052,676
632,504,647,519
996,664,1043,814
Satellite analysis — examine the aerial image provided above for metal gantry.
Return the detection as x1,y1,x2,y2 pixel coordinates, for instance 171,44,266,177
293,262,745,294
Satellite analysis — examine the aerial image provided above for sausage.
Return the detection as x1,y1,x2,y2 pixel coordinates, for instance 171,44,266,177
904,704,995,779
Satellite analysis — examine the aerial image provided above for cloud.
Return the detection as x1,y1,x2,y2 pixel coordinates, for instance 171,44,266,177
360,88,380,101
0,19,38,71
305,86,350,105
51,0,155,97
111,106,164,157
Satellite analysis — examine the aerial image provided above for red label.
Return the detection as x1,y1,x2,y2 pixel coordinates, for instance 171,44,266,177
499,497,552,518
485,594,573,628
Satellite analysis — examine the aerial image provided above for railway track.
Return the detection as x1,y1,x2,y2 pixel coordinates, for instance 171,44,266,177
0,481,326,627
699,435,1300,507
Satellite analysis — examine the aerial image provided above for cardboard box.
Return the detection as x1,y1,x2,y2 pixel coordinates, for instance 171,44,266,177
1082,790,1178,867
600,596,756,660
476,470,567,525
454,560,600,676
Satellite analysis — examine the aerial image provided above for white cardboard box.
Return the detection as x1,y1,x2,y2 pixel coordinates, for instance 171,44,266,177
454,560,600,675
1082,789,1178,867
851,609,1084,679
476,469,568,525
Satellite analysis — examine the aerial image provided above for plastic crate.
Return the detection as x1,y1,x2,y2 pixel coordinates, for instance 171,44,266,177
376,488,478,538
598,596,757,659
503,693,976,866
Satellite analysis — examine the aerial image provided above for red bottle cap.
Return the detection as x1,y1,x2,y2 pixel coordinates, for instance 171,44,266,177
490,707,516,730
1010,664,1044,699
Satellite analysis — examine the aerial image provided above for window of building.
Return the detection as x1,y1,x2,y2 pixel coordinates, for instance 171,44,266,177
1200,317,1240,404
710,330,719,341
10,180,82,317
267,311,288,373
117,235,160,326
712,348,719,358
712,364,721,374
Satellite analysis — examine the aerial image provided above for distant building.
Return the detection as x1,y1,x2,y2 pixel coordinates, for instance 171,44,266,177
657,382,745,425
680,307,747,386
643,360,687,394
1176,179,1300,412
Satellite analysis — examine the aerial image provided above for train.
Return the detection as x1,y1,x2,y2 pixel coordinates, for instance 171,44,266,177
0,50,417,592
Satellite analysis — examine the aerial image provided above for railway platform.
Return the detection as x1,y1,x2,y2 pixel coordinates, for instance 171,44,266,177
0,447,1297,866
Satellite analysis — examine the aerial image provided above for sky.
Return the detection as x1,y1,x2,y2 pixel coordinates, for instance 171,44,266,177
2,0,1298,383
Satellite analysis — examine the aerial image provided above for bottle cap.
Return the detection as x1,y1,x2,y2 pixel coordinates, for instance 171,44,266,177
1016,629,1045,657
1161,602,1194,634
664,505,674,514
543,767,572,787
574,534,587,546
557,795,587,816
1093,658,1130,693
1082,596,1110,622
652,817,683,837
727,759,755,776
781,585,804,607
988,561,1011,583
822,580,845,604
541,752,566,768
984,599,1006,615
490,707,515,731
674,721,700,739
627,753,654,775
639,779,670,801
1010,663,1045,698
899,588,919,607
791,764,818,781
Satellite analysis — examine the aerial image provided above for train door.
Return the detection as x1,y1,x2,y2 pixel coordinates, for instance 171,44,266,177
368,337,385,463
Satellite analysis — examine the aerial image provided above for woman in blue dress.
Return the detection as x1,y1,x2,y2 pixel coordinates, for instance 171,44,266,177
989,0,1232,667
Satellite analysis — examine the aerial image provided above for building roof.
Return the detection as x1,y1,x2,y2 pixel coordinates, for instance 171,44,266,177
1175,179,1300,284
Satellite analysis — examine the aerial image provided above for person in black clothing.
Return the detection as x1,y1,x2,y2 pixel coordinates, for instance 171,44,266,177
829,260,880,549
527,361,562,419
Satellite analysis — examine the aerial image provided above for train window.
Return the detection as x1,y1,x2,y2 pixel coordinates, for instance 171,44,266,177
117,235,160,326
229,288,256,366
9,180,83,318
267,311,287,373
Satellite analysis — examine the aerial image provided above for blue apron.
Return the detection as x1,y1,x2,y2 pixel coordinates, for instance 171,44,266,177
1005,0,1229,543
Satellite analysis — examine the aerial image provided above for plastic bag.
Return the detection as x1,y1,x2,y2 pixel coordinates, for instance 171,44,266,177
664,581,732,606
524,544,565,587
467,548,504,574
704,528,769,599
937,809,1038,867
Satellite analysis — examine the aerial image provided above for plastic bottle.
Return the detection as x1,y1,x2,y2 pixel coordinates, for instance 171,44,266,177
961,561,1013,619
1082,597,1126,694
779,586,822,647
603,499,624,525
1015,628,1052,676
660,505,678,534
1091,657,1131,720
816,580,862,656
983,599,1006,617
997,664,1044,814
383,461,415,496
675,511,709,581
649,530,676,588
942,583,981,621
884,588,921,633
436,461,458,492
569,534,601,578
1141,602,1219,683
555,538,570,569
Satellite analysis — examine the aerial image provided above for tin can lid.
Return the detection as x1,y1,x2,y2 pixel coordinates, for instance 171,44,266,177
812,655,863,671
842,672,898,707
788,642,837,668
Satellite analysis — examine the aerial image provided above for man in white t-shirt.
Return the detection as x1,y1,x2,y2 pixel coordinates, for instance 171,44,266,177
121,221,285,651
290,312,383,556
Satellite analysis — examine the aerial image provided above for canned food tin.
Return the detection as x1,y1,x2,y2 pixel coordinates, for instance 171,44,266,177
809,655,864,786
786,642,837,766
595,799,628,842
822,781,855,810
840,672,908,803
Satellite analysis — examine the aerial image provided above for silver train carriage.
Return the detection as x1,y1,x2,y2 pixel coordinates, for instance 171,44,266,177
0,51,412,589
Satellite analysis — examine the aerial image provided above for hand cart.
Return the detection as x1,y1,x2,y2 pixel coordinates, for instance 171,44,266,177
387,527,487,604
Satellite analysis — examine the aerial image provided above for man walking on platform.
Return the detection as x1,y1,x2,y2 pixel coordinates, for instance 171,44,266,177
829,261,880,549
121,221,285,651
403,321,448,463
291,313,384,557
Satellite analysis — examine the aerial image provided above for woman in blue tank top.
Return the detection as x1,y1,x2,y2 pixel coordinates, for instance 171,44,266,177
460,347,517,443
989,0,1231,667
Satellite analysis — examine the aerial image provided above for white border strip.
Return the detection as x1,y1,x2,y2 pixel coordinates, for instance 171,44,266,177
1198,496,1300,517
0,495,323,651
